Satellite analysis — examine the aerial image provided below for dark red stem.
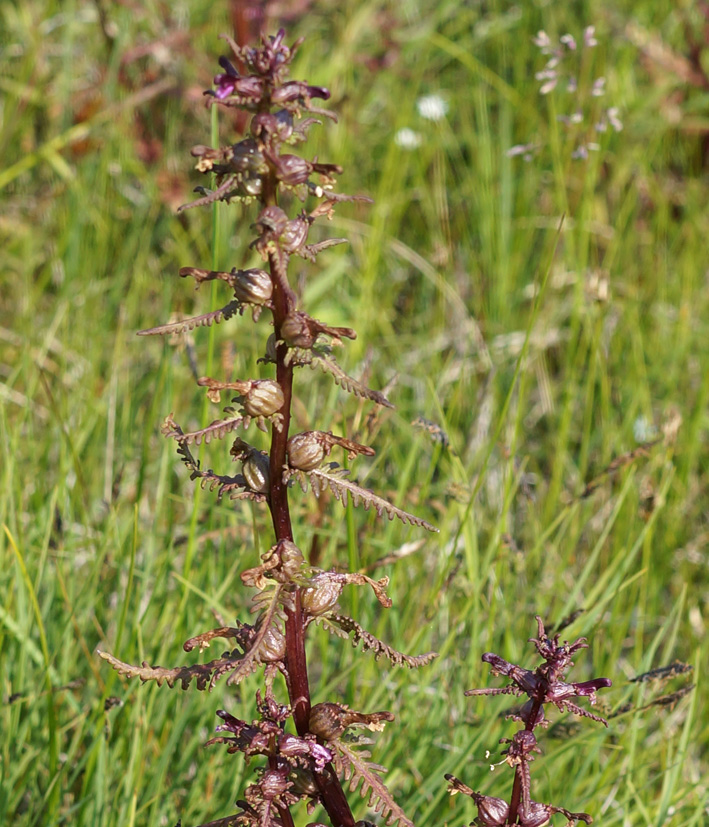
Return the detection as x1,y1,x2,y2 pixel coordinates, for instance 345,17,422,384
507,697,543,824
266,243,355,827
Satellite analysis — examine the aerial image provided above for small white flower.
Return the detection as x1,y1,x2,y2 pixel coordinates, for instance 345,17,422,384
567,76,578,93
607,107,623,131
417,94,449,122
506,143,536,158
584,26,598,47
572,145,589,159
533,30,552,51
394,127,422,150
634,416,658,443
592,76,606,97
561,33,577,51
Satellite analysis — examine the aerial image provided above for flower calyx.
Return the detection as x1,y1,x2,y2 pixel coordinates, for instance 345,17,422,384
231,437,271,495
241,540,307,589
287,430,374,472
198,377,285,432
301,570,392,618
464,616,611,727
445,775,593,827
179,265,273,320
279,310,356,352
308,702,394,742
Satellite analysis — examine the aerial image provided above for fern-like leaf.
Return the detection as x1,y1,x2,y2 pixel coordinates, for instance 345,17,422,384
285,465,437,532
161,415,267,501
165,414,246,445
334,741,415,827
224,587,284,687
137,301,241,336
297,349,394,408
183,627,244,653
177,176,240,212
97,649,239,691
317,614,438,668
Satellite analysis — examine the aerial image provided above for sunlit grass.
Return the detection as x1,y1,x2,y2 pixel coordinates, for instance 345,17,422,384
1,2,706,826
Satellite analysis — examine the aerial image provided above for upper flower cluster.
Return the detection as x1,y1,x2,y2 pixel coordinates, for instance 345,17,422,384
465,615,612,728
175,29,344,210
447,617,611,826
209,29,330,112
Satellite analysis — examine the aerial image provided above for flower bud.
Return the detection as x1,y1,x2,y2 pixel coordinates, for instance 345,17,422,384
287,431,326,471
240,380,284,418
301,573,343,616
259,768,291,799
242,451,270,494
232,268,273,305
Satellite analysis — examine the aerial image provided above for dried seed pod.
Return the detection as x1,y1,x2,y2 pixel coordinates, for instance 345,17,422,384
309,702,394,741
280,311,315,348
287,431,327,471
301,573,343,616
230,138,268,175
241,450,271,494
281,213,312,252
232,268,273,305
254,205,288,238
239,380,284,418
260,624,286,662
277,540,305,579
309,702,347,741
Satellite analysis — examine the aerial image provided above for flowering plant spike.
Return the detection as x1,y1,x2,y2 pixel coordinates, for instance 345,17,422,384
446,617,611,826
98,30,438,827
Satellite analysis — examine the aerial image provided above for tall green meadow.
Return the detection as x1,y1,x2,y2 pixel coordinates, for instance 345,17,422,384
1,2,706,825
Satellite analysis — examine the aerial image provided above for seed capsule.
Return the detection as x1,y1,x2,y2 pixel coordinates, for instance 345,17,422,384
230,138,268,175
287,431,326,471
280,312,314,348
242,450,270,494
240,380,284,418
254,205,288,238
278,540,304,579
301,573,343,616
309,703,347,741
288,767,318,798
232,268,273,305
260,624,286,662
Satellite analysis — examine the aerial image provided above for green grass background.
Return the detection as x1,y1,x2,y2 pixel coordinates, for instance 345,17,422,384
1,1,707,825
